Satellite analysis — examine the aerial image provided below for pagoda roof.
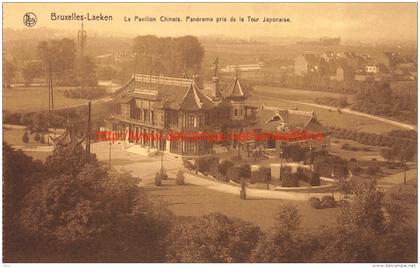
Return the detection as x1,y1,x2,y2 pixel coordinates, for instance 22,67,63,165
220,78,252,99
51,123,85,148
116,74,221,111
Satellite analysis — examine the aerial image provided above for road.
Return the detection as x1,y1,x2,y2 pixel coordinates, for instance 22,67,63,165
376,166,418,190
288,100,417,131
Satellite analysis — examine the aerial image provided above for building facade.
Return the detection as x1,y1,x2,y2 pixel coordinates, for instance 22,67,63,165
110,74,258,157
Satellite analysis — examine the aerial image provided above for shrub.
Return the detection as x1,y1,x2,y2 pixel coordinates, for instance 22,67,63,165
238,163,251,179
367,166,380,176
337,199,350,207
176,170,185,185
34,132,41,142
260,167,271,181
22,131,29,143
230,155,242,163
281,173,299,187
310,172,321,186
154,172,162,186
195,156,217,174
160,167,168,180
251,166,271,183
309,197,321,209
182,159,195,170
389,185,417,204
352,166,363,175
218,159,234,176
321,195,336,208
341,143,351,150
386,162,399,169
63,86,107,100
195,158,209,173
226,166,239,182
209,161,219,177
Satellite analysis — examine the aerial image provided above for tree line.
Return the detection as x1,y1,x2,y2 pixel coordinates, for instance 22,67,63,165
116,35,204,83
4,38,98,88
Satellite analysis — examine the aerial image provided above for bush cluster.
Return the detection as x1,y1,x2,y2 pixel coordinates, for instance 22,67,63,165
250,166,271,184
330,127,417,149
309,196,336,209
63,86,107,100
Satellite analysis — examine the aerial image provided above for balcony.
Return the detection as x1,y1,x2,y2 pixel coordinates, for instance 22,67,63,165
112,114,163,130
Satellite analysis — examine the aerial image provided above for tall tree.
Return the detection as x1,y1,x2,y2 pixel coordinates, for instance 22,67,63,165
166,213,261,262
22,61,42,87
3,60,16,88
37,38,77,85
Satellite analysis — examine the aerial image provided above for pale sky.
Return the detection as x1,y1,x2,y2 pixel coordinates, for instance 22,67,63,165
3,3,418,42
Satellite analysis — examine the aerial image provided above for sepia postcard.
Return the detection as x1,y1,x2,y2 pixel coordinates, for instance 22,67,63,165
2,2,418,265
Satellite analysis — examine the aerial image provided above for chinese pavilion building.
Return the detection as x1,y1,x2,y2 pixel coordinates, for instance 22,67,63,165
109,73,258,156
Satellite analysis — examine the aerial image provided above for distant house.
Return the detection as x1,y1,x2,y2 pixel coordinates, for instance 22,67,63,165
258,106,330,150
333,66,346,81
220,63,263,73
294,53,319,76
364,64,380,74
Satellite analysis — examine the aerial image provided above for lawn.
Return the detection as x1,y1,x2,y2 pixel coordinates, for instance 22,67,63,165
145,181,338,231
329,138,385,161
3,86,89,112
249,90,403,134
254,85,346,103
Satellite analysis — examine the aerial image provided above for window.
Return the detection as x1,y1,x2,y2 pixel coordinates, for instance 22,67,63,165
234,109,238,116
198,114,203,127
186,140,195,152
186,114,195,127
204,112,209,125
144,110,150,122
151,111,155,124
136,109,142,120
171,111,178,126
171,140,178,151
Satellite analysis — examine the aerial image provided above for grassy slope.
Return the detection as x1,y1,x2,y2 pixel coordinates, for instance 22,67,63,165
3,86,89,112
249,86,403,134
145,182,338,230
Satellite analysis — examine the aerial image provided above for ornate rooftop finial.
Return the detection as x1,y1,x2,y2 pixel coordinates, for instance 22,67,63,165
213,57,219,77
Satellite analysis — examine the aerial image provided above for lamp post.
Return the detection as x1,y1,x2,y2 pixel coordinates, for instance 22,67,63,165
279,143,283,187
160,137,164,175
402,158,407,185
308,143,313,196
309,143,313,179
108,140,112,170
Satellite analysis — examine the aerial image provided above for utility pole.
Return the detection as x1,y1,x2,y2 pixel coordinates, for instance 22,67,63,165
308,143,313,196
86,101,91,163
279,143,283,187
78,21,87,91
331,170,335,198
48,60,54,111
402,158,407,185
109,140,112,170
